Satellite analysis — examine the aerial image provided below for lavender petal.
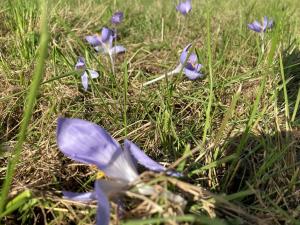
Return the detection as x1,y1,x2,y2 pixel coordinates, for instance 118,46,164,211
248,21,262,32
188,53,198,65
75,57,85,70
63,191,96,202
124,139,167,173
180,44,192,64
183,68,203,80
101,27,112,43
86,69,99,79
57,118,122,170
86,35,101,46
110,45,126,55
81,71,89,91
95,179,128,197
95,181,110,225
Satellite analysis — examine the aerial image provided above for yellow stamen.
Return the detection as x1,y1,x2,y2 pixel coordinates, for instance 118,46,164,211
96,170,106,179
90,165,106,179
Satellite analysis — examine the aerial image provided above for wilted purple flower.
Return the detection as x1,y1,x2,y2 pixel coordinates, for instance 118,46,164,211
248,16,274,33
75,57,99,91
57,118,182,225
111,11,124,25
86,27,125,56
176,0,192,15
143,44,203,86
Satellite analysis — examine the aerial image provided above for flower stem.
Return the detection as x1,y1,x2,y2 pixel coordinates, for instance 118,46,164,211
260,32,265,55
109,52,115,75
142,64,182,87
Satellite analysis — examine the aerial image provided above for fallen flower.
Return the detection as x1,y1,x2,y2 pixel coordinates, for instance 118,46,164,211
75,57,99,91
248,16,274,33
111,11,124,25
176,0,192,15
57,117,184,225
143,44,203,86
86,27,125,56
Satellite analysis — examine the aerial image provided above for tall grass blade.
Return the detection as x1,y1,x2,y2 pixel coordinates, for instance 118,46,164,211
202,10,214,145
0,0,49,216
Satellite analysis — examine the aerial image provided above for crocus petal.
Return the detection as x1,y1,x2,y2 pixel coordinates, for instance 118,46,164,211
184,0,192,13
124,140,167,173
247,24,260,33
101,36,114,51
96,179,128,197
95,181,110,225
75,57,85,70
101,27,112,43
262,16,268,31
110,45,126,55
87,69,99,79
252,21,262,29
57,118,121,169
180,44,192,64
63,191,96,202
86,35,101,46
188,53,198,65
263,16,274,30
81,71,89,91
267,19,274,29
183,68,203,80
248,20,262,32
104,150,139,183
195,63,202,72
57,118,139,182
124,140,182,177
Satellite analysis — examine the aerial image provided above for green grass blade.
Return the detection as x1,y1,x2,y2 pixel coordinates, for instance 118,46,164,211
0,0,49,216
0,190,31,218
291,88,300,122
279,52,290,127
191,154,237,175
214,85,242,146
202,10,214,145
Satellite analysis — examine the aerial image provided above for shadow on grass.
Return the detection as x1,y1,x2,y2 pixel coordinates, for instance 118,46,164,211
220,129,300,221
280,41,300,122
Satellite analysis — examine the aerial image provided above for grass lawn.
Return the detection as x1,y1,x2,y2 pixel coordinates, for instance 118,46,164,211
1,0,300,224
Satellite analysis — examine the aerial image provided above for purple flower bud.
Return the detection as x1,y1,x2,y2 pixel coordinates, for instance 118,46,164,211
75,57,85,70
111,11,124,25
176,0,192,15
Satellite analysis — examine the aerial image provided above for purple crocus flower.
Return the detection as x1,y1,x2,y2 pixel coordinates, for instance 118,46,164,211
143,44,203,86
111,11,124,25
248,16,274,33
75,57,99,91
86,27,125,56
57,118,183,225
176,0,192,15
177,44,203,80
